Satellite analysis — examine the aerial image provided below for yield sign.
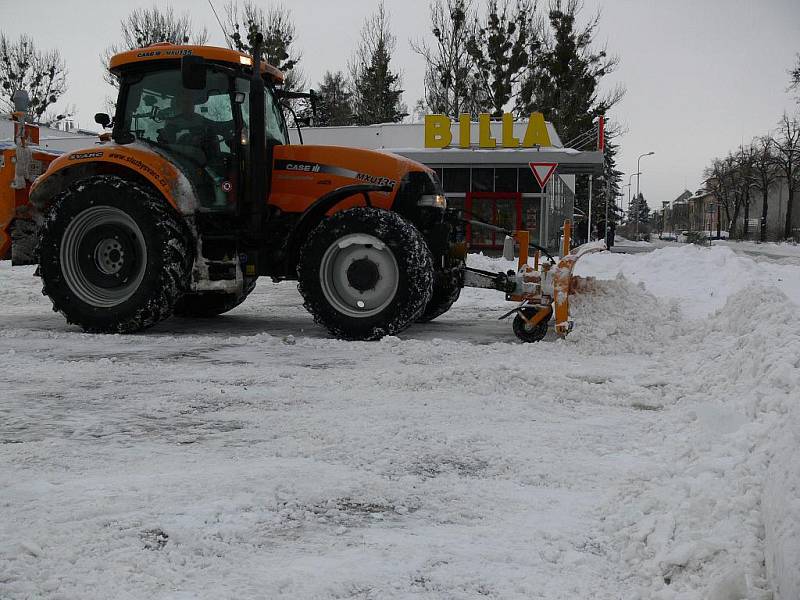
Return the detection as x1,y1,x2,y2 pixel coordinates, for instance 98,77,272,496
529,162,558,189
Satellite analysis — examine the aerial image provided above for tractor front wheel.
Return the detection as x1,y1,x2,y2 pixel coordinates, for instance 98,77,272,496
298,207,433,340
38,175,192,333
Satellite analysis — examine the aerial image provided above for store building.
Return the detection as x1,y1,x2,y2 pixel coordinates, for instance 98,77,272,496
290,114,604,253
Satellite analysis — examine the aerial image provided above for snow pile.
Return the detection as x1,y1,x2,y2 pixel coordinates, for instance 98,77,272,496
577,244,800,318
763,411,800,600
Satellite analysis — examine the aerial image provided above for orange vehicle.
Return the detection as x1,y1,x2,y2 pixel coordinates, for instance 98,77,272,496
9,42,462,340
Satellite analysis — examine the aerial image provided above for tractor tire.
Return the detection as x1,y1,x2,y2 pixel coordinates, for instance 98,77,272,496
298,207,433,341
417,261,464,322
174,278,257,318
38,175,192,333
512,307,550,343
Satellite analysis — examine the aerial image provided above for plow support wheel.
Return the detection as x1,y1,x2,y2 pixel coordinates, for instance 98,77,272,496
553,240,606,337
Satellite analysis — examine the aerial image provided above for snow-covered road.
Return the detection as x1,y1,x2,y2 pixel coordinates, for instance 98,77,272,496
1,244,798,599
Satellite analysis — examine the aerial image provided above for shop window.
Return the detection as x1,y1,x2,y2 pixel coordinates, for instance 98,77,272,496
494,168,517,192
518,167,542,193
442,168,470,193
471,168,494,192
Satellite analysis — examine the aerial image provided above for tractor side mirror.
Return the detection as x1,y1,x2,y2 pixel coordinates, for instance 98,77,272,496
94,113,111,128
181,55,207,90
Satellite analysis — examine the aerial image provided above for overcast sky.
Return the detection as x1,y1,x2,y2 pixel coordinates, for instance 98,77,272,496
2,0,799,207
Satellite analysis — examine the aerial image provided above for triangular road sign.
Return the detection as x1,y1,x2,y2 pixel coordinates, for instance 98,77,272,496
529,162,558,189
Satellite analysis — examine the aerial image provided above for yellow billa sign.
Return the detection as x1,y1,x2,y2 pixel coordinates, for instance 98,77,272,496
424,113,551,149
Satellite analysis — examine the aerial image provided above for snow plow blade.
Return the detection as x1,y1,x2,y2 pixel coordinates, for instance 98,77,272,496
552,240,606,336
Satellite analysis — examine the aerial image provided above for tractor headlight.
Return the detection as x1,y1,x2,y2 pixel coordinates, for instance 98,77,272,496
418,194,447,210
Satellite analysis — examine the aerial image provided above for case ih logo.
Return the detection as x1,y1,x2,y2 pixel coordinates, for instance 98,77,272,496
285,162,321,173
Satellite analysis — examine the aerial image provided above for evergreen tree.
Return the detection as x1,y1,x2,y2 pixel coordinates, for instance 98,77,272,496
0,33,67,122
516,0,624,227
465,0,534,116
628,192,649,226
412,0,484,116
225,1,304,93
315,71,353,126
101,6,208,89
349,2,406,125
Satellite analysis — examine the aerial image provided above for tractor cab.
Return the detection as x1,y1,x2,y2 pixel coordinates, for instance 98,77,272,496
107,44,288,212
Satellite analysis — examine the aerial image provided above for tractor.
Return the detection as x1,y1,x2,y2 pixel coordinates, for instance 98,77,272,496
8,43,464,340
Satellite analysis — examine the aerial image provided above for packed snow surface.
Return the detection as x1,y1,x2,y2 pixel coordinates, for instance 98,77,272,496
1,244,798,599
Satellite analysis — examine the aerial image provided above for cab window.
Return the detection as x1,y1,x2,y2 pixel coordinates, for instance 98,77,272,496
237,77,289,146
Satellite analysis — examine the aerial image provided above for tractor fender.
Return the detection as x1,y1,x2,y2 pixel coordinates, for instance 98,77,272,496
29,143,198,217
283,183,393,277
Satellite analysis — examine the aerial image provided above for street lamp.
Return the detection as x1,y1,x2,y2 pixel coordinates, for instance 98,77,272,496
635,152,655,238
625,173,640,226
621,182,631,224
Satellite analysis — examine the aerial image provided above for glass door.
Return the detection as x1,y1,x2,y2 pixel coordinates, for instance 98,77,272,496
465,192,523,250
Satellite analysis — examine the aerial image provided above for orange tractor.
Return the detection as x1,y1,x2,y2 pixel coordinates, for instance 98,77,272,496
2,42,601,342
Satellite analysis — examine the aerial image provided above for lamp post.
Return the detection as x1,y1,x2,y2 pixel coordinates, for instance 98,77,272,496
625,173,639,232
635,152,655,239
621,182,631,230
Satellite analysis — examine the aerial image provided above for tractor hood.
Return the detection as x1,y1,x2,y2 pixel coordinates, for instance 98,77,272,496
270,144,440,215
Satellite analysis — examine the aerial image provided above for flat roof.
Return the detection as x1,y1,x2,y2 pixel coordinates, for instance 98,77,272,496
291,121,604,175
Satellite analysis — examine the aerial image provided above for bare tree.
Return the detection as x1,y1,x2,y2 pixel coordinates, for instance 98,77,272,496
789,53,800,103
0,33,67,122
751,135,778,242
412,0,484,116
704,154,739,237
101,6,208,88
225,1,304,93
772,113,800,240
734,144,758,240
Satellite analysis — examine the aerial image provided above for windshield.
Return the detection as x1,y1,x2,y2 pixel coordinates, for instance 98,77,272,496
120,68,235,150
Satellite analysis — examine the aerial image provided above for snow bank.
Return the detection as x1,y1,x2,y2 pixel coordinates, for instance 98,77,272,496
764,410,800,600
577,244,800,318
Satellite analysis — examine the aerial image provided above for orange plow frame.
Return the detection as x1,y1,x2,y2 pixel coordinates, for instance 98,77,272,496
496,220,606,340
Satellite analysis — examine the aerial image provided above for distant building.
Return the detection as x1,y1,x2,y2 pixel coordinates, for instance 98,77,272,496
0,115,99,153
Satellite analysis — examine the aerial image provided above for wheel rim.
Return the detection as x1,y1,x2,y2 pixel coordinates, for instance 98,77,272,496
59,206,147,308
319,233,399,318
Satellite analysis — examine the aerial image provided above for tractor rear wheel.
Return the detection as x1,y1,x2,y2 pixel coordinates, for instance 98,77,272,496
38,175,192,333
298,207,433,340
174,278,257,318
